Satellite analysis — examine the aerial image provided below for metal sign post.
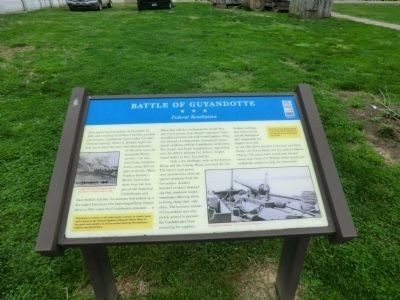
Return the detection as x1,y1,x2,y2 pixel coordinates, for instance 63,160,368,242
82,246,118,300
276,236,310,299
36,84,356,300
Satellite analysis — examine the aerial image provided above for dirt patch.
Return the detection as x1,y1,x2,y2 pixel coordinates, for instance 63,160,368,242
337,90,400,164
117,272,150,298
70,285,93,299
0,45,34,61
350,106,400,164
201,71,254,92
280,59,308,73
10,44,34,52
233,260,301,299
71,269,150,299
234,261,278,299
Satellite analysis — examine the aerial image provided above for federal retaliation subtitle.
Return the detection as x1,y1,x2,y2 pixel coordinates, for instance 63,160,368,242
171,114,217,120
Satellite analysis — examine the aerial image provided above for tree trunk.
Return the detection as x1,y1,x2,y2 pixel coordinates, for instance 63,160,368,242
289,0,333,18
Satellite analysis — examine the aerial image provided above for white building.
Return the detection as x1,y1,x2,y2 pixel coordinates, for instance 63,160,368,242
0,0,126,13
0,0,67,13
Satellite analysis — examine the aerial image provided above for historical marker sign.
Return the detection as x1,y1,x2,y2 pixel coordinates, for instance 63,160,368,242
64,94,331,240
36,85,356,300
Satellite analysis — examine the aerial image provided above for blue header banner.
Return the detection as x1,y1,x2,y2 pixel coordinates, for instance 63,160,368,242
85,95,300,125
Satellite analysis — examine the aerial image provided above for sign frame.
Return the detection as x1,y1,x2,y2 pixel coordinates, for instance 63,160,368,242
36,84,356,300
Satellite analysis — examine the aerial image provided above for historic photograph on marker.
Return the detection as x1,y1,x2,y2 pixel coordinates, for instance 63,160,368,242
206,167,321,224
74,152,120,187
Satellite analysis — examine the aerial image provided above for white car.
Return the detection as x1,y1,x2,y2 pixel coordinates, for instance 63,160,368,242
66,0,112,11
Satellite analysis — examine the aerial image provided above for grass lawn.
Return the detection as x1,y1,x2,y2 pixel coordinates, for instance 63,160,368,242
1,3,400,299
333,3,400,24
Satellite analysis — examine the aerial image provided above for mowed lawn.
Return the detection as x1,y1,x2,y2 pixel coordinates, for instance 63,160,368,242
1,3,399,299
333,3,400,24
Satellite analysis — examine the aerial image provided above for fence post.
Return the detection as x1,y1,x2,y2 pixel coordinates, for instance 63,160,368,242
20,0,27,11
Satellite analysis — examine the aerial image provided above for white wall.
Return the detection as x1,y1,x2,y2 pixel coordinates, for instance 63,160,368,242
0,0,199,14
0,0,67,13
0,0,24,13
24,0,42,10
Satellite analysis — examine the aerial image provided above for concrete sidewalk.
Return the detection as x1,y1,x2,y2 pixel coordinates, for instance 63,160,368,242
334,1,400,4
331,12,400,30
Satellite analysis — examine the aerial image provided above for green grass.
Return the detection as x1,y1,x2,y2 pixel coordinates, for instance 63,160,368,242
1,4,400,299
333,3,400,24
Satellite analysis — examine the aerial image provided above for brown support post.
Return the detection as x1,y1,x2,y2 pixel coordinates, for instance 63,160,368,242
82,246,118,300
275,236,310,300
